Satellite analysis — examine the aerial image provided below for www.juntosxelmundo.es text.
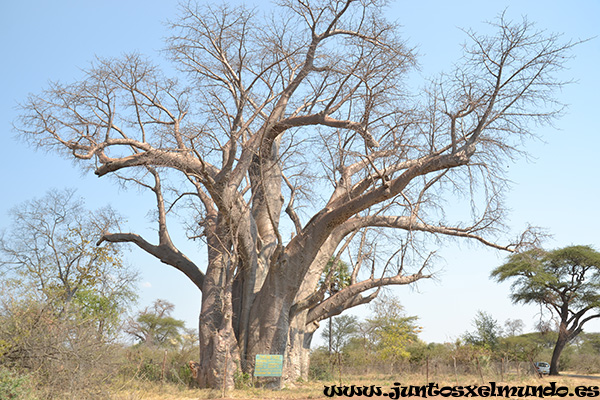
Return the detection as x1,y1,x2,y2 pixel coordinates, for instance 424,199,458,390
323,382,600,398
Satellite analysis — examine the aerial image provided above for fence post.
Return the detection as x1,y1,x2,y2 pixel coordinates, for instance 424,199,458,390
528,354,543,379
223,345,229,397
453,356,458,384
161,349,168,384
476,357,484,384
338,351,342,386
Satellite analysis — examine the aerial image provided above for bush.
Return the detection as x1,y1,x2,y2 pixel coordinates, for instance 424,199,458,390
0,367,32,400
234,371,252,389
120,343,198,387
0,298,124,399
572,353,600,374
308,348,333,381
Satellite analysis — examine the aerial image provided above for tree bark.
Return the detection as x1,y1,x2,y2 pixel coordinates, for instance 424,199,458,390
549,326,569,376
196,226,240,389
245,266,294,364
284,311,319,383
197,300,239,389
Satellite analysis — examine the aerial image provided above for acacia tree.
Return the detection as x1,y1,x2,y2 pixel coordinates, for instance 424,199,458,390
126,299,186,347
15,0,576,388
492,246,600,375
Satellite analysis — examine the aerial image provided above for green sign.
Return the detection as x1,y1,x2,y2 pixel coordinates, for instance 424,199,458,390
254,354,283,377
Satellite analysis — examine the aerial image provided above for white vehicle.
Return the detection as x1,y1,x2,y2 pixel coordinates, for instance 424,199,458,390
534,362,550,375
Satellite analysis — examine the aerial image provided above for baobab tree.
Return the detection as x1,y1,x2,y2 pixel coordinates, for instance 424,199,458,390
15,0,576,388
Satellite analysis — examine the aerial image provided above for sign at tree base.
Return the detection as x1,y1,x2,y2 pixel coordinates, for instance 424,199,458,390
254,354,283,377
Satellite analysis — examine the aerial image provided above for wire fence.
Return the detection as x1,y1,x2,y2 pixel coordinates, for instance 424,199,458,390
314,358,544,383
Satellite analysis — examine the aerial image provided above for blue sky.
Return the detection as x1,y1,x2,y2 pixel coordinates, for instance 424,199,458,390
1,0,599,344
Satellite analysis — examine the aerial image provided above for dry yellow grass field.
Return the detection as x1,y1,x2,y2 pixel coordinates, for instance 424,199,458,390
109,373,600,400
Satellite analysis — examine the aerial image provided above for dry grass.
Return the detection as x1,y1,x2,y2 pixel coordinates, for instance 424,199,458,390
107,372,600,400
110,380,326,400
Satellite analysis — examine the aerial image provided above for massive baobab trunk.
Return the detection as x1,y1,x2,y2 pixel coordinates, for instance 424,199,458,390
196,231,240,388
16,0,575,389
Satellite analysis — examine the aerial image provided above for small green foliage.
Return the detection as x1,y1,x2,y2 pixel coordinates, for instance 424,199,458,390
321,315,358,354
319,258,352,294
308,349,334,381
234,371,252,389
463,311,502,351
0,367,31,400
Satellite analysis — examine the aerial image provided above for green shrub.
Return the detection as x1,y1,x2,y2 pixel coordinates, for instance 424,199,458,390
0,368,31,400
234,371,252,389
308,349,333,381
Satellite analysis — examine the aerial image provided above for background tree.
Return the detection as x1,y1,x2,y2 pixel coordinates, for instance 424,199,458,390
318,258,351,355
15,0,577,388
0,188,137,334
504,318,525,337
491,245,600,375
311,294,421,377
364,294,420,371
463,310,503,351
498,332,551,363
123,299,194,385
0,189,138,397
320,314,358,375
126,299,186,348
